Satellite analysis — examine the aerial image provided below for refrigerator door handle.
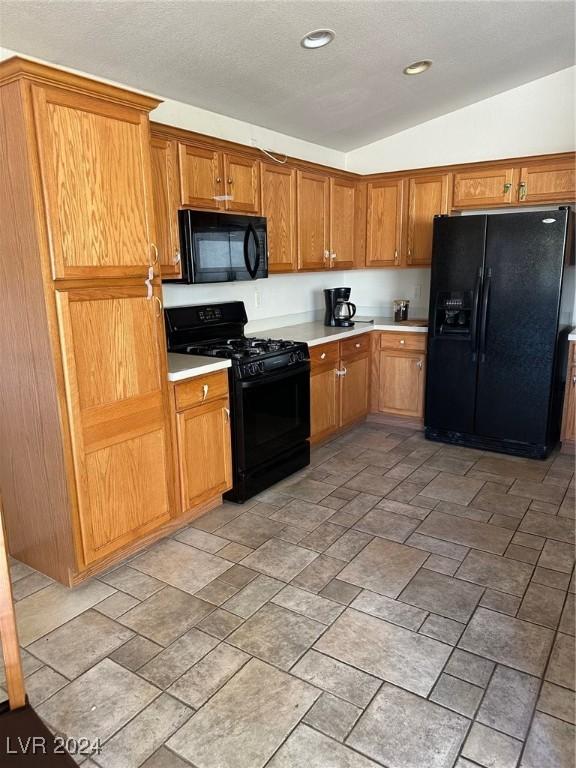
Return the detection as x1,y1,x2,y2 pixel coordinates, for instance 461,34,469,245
470,267,483,361
479,267,492,362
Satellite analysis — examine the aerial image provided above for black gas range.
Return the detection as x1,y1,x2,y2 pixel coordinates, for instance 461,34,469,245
165,302,311,503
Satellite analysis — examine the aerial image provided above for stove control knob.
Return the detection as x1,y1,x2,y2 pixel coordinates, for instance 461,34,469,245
297,349,305,361
289,352,297,364
258,361,265,373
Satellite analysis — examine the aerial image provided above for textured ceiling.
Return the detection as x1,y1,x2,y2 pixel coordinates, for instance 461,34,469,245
0,0,574,150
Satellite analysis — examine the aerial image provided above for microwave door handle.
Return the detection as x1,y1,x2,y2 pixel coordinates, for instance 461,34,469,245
244,224,259,279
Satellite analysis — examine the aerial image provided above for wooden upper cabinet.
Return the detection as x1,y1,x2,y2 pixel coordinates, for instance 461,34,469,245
330,177,356,270
150,137,181,278
223,153,260,213
297,170,330,270
366,179,403,267
31,85,155,280
406,174,449,267
452,167,515,208
518,161,576,204
55,284,173,566
178,143,222,210
260,162,297,272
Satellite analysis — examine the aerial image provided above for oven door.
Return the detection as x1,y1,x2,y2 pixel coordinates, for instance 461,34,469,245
233,364,310,471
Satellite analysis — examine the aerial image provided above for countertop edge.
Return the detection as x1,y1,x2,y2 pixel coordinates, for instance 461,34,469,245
167,353,232,382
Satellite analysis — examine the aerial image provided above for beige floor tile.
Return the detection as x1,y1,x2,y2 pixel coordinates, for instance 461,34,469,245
455,549,533,596
399,568,482,622
167,659,319,768
119,587,214,646
459,607,554,676
354,507,420,542
315,608,451,697
348,684,469,768
138,628,218,688
291,648,381,707
462,722,522,768
521,712,576,768
16,580,116,646
351,589,427,631
477,665,540,739
271,585,345,625
130,539,232,595
338,538,427,598
416,511,514,555
545,632,575,690
168,643,250,708
37,659,159,743
227,603,325,669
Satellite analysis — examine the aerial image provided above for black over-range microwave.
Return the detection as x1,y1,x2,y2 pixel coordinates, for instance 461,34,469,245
168,210,268,284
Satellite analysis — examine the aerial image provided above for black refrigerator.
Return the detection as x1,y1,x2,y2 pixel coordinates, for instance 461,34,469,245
425,208,574,459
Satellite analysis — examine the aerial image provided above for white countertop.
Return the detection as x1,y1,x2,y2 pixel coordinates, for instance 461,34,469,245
167,317,428,380
257,316,428,347
167,353,231,382
569,329,576,342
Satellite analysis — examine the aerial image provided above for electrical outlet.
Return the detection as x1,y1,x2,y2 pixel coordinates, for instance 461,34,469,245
414,284,422,300
254,288,262,308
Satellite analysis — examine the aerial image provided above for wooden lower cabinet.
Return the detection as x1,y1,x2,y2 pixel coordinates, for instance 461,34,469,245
172,372,233,513
310,336,370,443
377,351,426,417
373,332,427,419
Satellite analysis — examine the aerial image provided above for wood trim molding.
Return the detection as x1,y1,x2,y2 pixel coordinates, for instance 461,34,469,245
0,56,160,112
152,117,575,185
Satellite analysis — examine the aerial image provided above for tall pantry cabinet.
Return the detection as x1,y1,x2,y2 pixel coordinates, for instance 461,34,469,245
0,58,175,584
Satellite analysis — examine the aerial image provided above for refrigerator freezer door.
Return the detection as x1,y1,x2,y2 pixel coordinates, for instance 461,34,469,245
425,215,487,433
474,209,568,446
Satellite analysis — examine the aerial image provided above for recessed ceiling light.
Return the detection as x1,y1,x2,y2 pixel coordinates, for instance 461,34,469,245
301,29,335,49
403,60,432,75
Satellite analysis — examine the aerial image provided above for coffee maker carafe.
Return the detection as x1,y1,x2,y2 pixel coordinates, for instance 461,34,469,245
324,287,357,327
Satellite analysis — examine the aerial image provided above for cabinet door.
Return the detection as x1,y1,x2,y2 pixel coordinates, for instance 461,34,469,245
330,177,356,270
378,351,425,417
223,154,260,213
561,364,576,442
406,174,449,267
310,367,340,443
366,180,403,267
55,285,173,566
297,170,330,270
32,85,155,280
518,162,576,204
452,168,515,208
340,355,369,427
178,143,222,209
150,137,182,278
260,163,297,272
176,398,232,510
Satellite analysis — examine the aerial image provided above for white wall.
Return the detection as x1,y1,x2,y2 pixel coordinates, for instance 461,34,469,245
162,268,431,331
346,67,576,174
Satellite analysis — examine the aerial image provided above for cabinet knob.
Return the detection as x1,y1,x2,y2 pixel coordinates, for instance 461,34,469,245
323,250,330,262
227,178,233,184
153,295,163,318
202,384,209,401
355,343,361,348
150,242,159,267
224,407,230,421
394,249,399,265
400,339,405,345
416,359,423,369
174,250,181,265
503,182,512,193
216,177,222,183
320,352,326,359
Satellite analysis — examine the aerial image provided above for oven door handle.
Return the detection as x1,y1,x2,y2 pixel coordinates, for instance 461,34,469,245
244,223,260,279
238,363,310,389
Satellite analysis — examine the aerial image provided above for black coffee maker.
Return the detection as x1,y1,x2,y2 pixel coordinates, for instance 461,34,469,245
324,287,357,327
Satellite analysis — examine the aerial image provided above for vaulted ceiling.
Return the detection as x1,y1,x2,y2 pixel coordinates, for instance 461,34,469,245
0,0,574,150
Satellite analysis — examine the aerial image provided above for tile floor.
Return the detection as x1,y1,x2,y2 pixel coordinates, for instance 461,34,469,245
3,423,575,768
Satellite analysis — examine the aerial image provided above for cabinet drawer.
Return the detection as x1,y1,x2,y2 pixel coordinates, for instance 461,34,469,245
174,371,229,411
340,334,370,358
379,332,427,352
310,342,339,370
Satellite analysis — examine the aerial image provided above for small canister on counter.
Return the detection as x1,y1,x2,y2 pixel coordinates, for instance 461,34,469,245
393,299,410,322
